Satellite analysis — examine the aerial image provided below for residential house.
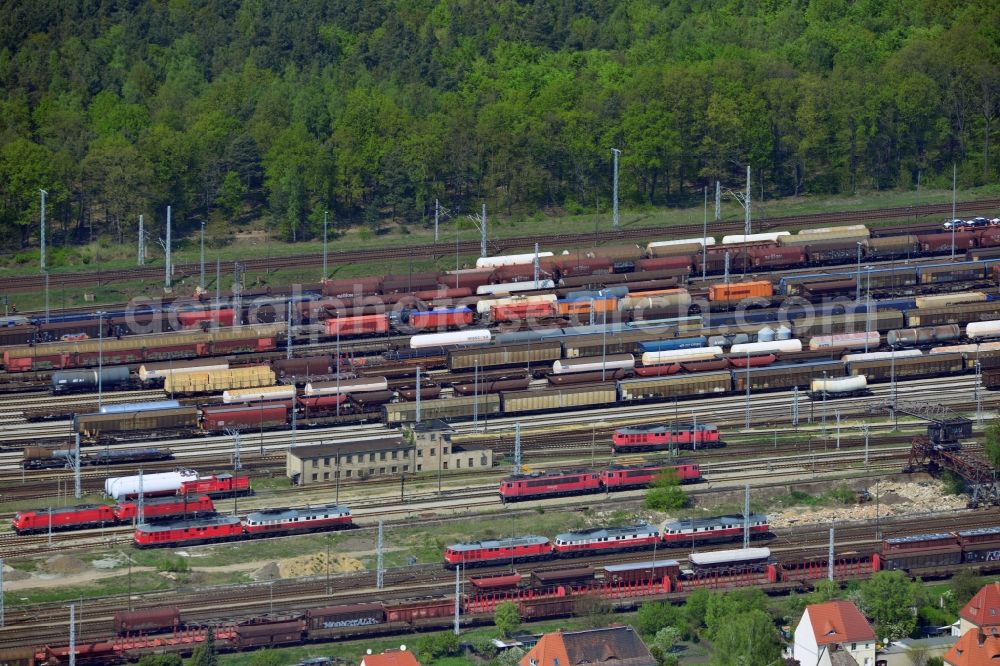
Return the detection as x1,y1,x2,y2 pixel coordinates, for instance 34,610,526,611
519,626,656,666
943,627,1000,665
794,600,877,666
958,582,1000,635
359,648,421,666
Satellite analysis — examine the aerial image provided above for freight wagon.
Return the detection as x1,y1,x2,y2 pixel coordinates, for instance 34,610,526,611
382,394,502,425
447,341,563,371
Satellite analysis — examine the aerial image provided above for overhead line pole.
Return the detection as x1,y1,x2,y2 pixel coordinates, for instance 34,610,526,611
612,148,621,229
39,189,47,273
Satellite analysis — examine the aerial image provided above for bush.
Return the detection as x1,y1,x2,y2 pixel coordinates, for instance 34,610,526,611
494,601,521,638
416,632,460,661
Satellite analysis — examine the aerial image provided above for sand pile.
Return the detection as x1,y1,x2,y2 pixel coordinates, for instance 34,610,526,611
770,479,967,528
43,554,87,574
253,562,281,581
279,552,364,578
3,564,30,581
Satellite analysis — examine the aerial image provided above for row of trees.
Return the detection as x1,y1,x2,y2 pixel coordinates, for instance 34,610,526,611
0,0,998,251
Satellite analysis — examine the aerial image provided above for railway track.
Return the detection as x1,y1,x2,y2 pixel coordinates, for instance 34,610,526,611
3,198,999,294
3,504,998,650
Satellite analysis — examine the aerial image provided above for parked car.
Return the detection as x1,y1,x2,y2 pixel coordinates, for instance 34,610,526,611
990,217,1000,226
963,217,990,228
943,218,965,230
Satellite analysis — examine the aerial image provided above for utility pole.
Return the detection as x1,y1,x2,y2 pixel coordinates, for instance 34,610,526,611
322,209,329,278
286,301,293,359
39,189,47,273
376,520,384,589
0,556,4,627
480,204,487,258
742,485,750,549
835,410,841,450
724,251,730,286
862,424,870,466
976,359,984,426
69,604,75,666
453,565,461,636
415,366,422,424
138,214,145,265
951,163,957,259
828,526,835,581
44,272,50,323
215,257,221,307
855,242,862,301
434,200,439,243
136,470,145,525
232,262,243,328
164,205,172,289
200,220,206,291
702,185,708,282
533,242,540,285
74,432,81,499
228,428,242,472
97,311,105,411
744,349,751,429
714,180,721,220
792,386,800,428
611,148,621,228
513,422,522,474
744,165,751,235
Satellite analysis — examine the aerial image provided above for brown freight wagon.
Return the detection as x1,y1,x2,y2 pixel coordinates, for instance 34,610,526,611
917,232,977,253
863,235,919,260
748,246,805,269
803,240,859,264
452,376,531,395
845,353,965,381
732,361,843,391
906,302,1000,326
558,269,685,289
448,341,563,371
547,369,631,385
531,567,596,588
519,596,578,620
113,606,181,634
917,263,988,285
792,310,905,337
232,619,306,648
383,597,455,623
306,602,385,630
76,407,201,440
802,279,857,297
398,384,442,400
617,371,732,401
272,355,334,379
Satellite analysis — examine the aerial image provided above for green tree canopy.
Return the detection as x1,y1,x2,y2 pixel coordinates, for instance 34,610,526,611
856,571,918,641
494,600,521,638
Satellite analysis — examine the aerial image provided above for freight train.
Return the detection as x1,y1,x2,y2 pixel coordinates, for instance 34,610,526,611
20,445,173,470
33,522,1000,665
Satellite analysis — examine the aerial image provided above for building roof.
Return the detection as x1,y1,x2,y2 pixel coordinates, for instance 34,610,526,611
944,627,1000,665
360,650,421,666
961,582,1000,628
288,436,405,460
804,601,876,645
519,626,656,666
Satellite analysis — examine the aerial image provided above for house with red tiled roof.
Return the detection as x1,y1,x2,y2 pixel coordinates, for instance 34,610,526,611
359,648,421,666
959,582,1000,634
793,601,877,666
519,626,656,666
944,627,1000,665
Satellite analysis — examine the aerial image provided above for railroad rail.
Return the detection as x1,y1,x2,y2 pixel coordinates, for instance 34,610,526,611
3,198,999,294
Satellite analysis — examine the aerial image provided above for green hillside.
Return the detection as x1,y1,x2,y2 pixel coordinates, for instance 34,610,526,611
0,0,997,252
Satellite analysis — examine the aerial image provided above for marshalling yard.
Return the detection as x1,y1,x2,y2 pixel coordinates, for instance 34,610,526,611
5,198,1000,663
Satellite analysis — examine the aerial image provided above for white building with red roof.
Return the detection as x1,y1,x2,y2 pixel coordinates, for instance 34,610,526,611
793,600,877,666
959,581,1000,634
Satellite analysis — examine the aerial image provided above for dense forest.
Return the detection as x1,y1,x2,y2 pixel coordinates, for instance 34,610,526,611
0,0,997,251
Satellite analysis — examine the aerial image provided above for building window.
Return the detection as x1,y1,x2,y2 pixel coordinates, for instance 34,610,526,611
311,459,318,468
480,455,488,466
391,451,398,460
468,457,474,468
369,453,375,462
403,465,409,471
345,470,352,478
456,459,461,468
311,473,317,481
369,468,374,475
431,434,437,441
443,462,448,469
380,452,387,461
379,467,385,474
851,643,856,650
323,472,330,480
324,457,330,465
443,446,449,454
391,466,397,473
417,448,423,457
417,464,422,471
346,454,352,463
430,448,436,456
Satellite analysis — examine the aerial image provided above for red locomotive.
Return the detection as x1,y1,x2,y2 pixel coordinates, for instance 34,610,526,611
134,515,244,548
132,504,354,548
12,504,115,534
113,494,215,522
179,474,252,498
612,423,723,452
244,505,352,536
444,536,552,567
553,523,661,555
599,462,702,489
661,514,771,546
499,470,601,502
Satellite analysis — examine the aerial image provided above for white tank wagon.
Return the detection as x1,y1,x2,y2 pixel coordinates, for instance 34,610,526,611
552,354,635,375
105,470,199,501
809,332,880,351
645,237,715,253
410,329,492,349
475,252,554,269
841,349,923,363
930,342,1000,354
640,346,724,366
222,385,296,404
730,339,802,355
966,320,1000,340
476,294,558,315
476,280,555,296
303,377,389,397
721,232,790,244
808,375,869,399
